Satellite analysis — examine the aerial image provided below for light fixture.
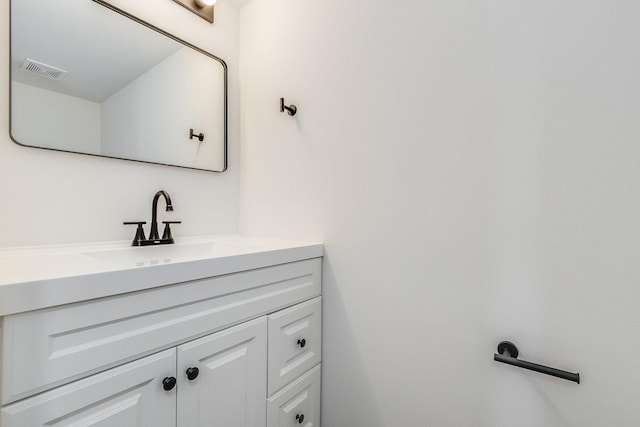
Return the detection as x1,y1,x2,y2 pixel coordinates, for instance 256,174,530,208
172,0,215,23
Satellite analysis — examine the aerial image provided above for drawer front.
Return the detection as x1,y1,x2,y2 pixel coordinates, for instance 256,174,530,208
1,348,176,427
267,364,321,427
268,297,322,396
1,258,321,404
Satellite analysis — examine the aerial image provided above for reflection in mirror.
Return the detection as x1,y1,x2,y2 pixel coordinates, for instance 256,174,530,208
10,0,227,172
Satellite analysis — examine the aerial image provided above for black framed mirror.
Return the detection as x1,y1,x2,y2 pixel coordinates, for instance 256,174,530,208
10,0,227,172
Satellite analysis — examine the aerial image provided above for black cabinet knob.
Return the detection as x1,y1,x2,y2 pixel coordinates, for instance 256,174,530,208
296,413,305,424
162,376,177,391
297,338,306,348
186,367,200,380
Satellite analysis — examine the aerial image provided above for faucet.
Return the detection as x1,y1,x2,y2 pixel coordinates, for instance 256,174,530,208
149,190,173,240
124,190,181,246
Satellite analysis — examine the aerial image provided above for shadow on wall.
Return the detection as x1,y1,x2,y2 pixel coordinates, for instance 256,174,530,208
321,253,385,427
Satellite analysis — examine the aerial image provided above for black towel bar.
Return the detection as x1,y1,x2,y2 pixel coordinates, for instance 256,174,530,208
493,341,580,384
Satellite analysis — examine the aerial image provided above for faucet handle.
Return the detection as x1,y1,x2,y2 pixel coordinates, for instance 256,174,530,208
123,221,147,246
161,221,181,242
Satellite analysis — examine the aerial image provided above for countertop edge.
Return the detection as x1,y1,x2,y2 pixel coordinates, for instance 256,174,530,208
0,241,324,316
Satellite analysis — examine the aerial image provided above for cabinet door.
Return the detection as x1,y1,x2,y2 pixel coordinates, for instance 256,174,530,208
177,317,267,427
267,364,321,427
1,349,176,427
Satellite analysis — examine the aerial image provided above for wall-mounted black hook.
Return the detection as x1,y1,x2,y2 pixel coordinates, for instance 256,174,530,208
280,98,297,116
190,128,204,142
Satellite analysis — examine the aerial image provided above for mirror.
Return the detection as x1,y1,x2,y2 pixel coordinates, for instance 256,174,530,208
10,0,227,172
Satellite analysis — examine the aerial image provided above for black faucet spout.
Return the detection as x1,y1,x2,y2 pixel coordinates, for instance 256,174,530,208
124,190,180,246
150,190,173,240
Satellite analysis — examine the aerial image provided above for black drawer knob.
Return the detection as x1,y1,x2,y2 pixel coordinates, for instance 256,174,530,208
297,338,307,348
162,376,177,391
186,367,200,381
296,413,305,424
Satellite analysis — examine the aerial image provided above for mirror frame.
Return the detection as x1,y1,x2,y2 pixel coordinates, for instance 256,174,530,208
9,0,228,172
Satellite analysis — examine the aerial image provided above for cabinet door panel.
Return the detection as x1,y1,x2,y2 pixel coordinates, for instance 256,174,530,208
177,317,267,427
267,365,321,427
0,349,176,427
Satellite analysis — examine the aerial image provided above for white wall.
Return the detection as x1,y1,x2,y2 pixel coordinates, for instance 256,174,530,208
12,82,101,153
0,0,240,247
239,0,640,425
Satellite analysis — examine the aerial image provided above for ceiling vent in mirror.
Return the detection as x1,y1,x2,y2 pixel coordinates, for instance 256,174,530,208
21,58,68,80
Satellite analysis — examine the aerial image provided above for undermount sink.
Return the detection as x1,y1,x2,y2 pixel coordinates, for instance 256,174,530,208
81,241,227,267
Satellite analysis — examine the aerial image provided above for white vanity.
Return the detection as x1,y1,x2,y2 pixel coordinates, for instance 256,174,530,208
0,235,323,426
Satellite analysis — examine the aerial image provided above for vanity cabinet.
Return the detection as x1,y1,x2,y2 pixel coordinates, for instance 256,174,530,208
0,250,323,427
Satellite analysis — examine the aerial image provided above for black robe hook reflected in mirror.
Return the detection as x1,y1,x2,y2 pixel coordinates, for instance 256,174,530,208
280,98,297,116
190,128,204,142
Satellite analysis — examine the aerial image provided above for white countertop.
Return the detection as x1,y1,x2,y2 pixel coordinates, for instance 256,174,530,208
0,235,323,316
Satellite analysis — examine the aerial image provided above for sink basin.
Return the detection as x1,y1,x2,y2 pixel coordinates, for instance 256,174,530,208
81,242,226,267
